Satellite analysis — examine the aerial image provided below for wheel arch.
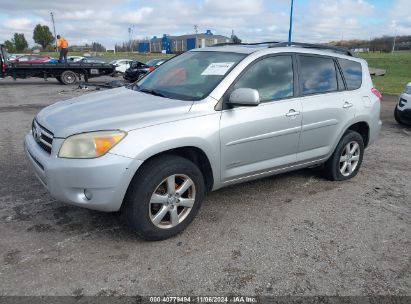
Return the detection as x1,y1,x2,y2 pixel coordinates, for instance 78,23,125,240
324,120,371,163
346,121,370,148
129,146,215,193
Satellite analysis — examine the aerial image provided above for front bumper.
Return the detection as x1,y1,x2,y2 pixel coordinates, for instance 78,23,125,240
396,94,411,125
24,133,143,212
396,108,411,125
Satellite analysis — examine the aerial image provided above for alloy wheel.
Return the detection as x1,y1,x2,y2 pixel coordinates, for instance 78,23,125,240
339,141,360,177
149,174,196,229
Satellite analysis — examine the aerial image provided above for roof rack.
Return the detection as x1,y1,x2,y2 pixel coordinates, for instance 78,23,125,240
269,42,353,56
211,41,280,47
211,41,353,56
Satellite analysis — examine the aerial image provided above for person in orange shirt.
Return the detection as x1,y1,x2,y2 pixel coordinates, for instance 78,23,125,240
56,35,69,63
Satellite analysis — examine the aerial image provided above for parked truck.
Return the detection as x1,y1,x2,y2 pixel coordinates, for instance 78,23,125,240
0,45,115,85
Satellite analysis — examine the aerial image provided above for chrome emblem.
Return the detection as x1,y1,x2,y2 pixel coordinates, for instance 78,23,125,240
33,122,42,142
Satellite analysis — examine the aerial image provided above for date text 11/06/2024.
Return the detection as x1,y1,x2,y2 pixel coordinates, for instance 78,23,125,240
149,296,258,303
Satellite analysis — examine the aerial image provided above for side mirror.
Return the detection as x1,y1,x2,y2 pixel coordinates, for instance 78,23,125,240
228,88,260,107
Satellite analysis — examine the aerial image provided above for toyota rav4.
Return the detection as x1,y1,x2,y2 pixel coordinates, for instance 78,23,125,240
25,42,382,240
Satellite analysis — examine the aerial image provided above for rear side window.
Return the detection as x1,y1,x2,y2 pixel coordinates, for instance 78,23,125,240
233,55,294,102
299,56,337,95
338,59,362,90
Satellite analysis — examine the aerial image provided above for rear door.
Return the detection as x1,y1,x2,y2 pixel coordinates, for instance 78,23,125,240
220,54,302,182
296,54,354,162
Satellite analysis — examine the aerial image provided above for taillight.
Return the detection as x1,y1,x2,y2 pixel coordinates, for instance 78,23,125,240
149,66,155,71
371,88,382,101
1,62,5,73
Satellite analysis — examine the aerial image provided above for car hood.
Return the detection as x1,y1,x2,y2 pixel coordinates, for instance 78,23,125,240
36,87,193,138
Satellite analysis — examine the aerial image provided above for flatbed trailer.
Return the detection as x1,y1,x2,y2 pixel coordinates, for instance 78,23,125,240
0,45,115,85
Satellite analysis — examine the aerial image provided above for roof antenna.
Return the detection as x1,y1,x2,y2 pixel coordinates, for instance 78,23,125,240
288,0,294,46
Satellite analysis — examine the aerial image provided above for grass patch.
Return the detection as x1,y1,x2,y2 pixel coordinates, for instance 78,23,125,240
360,51,411,95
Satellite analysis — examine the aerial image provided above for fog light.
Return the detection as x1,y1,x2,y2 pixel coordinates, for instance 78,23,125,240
84,189,93,200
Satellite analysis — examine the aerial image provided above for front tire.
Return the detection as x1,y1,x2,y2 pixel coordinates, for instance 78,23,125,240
122,155,206,241
323,130,364,181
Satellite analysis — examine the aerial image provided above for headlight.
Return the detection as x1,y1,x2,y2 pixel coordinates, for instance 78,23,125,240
58,130,126,158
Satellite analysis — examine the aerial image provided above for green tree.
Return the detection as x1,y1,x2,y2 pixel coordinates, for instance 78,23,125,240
12,33,28,52
3,40,16,53
91,42,106,52
33,24,55,50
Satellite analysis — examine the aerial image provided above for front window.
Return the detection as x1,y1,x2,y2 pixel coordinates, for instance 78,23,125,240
232,55,294,102
136,51,246,101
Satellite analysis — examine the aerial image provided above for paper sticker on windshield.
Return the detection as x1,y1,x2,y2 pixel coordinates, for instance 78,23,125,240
201,62,235,76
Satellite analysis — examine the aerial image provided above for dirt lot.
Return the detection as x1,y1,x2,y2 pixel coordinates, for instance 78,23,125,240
0,77,410,296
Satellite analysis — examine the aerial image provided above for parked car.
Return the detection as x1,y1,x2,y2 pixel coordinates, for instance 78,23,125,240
110,59,133,74
10,54,50,63
25,42,381,240
67,56,84,62
78,57,107,64
123,58,167,82
123,60,150,82
7,54,21,61
394,82,411,125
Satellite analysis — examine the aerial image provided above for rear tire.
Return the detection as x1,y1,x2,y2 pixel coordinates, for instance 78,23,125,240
122,155,206,241
323,130,364,181
60,70,78,85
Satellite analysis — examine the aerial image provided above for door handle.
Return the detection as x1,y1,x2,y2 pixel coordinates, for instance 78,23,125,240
286,109,300,117
343,101,353,109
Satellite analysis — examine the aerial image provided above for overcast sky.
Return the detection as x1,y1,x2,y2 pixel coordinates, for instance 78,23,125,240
1,0,410,48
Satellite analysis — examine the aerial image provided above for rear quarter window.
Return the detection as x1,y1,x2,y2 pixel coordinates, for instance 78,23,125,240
338,59,362,90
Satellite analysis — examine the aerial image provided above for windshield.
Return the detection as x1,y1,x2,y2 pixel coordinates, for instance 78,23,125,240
145,58,164,66
405,85,411,95
136,51,246,101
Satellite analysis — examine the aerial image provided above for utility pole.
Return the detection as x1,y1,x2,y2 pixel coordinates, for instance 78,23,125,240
128,27,132,52
288,0,294,46
50,12,57,52
392,31,397,53
194,25,198,34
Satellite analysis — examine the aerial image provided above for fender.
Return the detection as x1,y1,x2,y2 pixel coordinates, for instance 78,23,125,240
110,113,222,189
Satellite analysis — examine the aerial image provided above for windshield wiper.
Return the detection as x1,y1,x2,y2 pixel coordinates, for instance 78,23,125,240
139,88,166,97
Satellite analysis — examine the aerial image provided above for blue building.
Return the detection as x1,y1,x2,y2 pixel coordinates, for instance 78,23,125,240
136,30,232,54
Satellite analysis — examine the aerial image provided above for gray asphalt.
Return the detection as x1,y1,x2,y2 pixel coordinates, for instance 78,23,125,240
0,77,410,296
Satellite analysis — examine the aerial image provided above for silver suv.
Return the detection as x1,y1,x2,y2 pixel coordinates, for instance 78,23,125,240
25,42,382,240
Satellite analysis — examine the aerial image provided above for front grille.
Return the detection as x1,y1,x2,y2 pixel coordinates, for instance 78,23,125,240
32,120,54,154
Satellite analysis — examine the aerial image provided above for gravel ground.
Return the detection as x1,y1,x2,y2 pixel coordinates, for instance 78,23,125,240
0,77,410,297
